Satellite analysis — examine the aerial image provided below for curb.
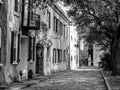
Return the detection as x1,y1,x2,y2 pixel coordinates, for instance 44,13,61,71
100,71,112,90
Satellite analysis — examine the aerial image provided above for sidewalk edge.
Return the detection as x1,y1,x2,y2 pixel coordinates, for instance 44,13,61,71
100,70,112,90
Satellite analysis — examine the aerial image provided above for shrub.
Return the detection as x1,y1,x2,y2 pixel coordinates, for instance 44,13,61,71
100,52,112,71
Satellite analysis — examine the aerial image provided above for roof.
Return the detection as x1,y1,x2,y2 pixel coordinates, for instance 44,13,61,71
51,3,70,23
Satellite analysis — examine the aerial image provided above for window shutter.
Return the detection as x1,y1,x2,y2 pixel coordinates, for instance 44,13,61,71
17,33,20,63
28,36,32,61
53,49,54,63
54,17,56,31
56,19,58,33
10,32,14,64
33,37,35,61
64,50,66,62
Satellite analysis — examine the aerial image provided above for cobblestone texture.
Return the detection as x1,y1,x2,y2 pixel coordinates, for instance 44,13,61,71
16,70,106,90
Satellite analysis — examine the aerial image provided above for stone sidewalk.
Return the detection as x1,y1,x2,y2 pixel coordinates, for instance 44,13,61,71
0,70,71,90
101,70,120,90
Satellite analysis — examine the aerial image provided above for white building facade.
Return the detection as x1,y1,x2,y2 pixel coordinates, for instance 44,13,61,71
36,3,70,75
70,25,79,69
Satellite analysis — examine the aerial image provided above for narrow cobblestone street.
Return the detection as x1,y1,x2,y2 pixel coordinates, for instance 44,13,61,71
12,69,106,90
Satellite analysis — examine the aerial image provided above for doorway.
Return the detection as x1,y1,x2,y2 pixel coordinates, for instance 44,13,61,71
36,43,44,75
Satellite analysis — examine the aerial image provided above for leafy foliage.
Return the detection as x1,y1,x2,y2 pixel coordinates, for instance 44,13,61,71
100,52,112,70
62,0,120,52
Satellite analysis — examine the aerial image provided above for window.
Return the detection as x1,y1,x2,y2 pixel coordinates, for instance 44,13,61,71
48,11,51,29
14,0,19,12
54,16,58,33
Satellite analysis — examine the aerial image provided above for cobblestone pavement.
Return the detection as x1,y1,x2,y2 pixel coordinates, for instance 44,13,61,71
19,70,106,90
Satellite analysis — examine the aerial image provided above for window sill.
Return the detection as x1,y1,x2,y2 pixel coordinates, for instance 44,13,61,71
0,63,3,67
14,11,20,17
29,59,34,63
12,61,18,65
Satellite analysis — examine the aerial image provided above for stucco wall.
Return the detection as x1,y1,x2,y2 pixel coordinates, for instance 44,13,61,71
0,0,8,84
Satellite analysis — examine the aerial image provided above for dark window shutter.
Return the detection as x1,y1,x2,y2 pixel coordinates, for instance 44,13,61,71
0,47,1,63
56,19,57,32
54,17,56,31
33,37,35,61
55,49,56,63
28,36,32,61
17,33,20,63
64,50,66,62
10,32,14,64
60,50,62,62
53,49,54,63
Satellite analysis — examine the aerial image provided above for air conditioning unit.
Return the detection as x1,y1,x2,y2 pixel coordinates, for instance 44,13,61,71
0,0,3,5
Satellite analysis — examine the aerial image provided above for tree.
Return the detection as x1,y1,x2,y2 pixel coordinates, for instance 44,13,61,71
62,0,120,75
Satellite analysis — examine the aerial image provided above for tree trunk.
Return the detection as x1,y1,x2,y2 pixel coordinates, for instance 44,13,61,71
111,28,120,75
